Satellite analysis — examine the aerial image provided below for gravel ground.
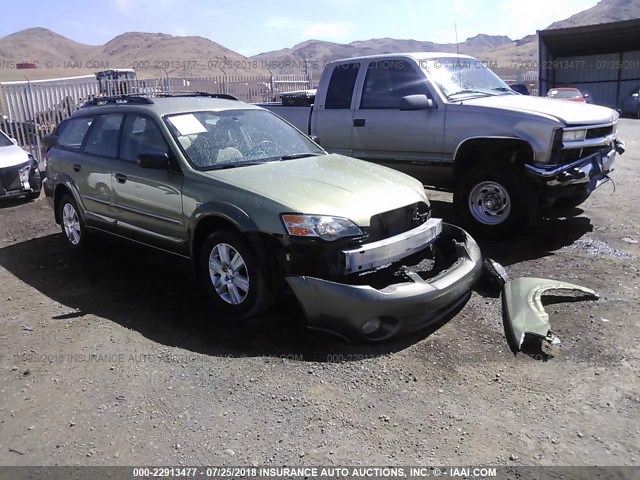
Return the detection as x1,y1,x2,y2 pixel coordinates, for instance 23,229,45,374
0,120,639,468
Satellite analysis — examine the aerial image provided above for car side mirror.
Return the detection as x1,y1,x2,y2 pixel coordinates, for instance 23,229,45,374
633,93,639,98
138,152,171,169
9,137,18,145
399,94,434,111
41,134,58,148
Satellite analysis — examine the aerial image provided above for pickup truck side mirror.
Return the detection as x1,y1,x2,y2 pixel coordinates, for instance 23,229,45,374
41,134,58,148
399,94,435,111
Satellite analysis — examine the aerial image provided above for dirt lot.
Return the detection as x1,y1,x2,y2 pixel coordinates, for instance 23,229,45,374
1,120,639,468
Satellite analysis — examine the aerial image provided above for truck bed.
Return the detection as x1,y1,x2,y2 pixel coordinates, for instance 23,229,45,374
257,103,312,134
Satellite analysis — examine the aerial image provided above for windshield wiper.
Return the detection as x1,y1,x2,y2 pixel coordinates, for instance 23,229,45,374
449,89,498,98
280,152,324,161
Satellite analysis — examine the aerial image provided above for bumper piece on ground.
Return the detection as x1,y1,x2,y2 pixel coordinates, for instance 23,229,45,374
286,223,482,342
501,277,599,354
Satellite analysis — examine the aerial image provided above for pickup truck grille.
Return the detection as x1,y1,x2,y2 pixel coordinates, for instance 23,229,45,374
586,126,613,139
368,201,431,242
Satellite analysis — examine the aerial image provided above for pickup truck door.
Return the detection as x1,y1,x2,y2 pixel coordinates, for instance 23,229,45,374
351,59,448,183
112,114,186,254
311,62,361,156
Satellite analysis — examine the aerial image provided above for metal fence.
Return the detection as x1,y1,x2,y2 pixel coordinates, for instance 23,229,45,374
0,74,311,160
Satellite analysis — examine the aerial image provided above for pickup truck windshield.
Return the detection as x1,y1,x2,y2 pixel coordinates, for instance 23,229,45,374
421,58,515,100
165,109,324,170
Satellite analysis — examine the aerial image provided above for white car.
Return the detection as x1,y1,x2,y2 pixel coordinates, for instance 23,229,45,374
0,129,41,200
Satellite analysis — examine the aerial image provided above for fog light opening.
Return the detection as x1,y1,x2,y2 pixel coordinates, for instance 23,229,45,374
362,317,382,335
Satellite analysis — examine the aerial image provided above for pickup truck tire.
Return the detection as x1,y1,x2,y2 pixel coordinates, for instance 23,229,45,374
57,193,90,251
454,165,538,237
552,189,591,210
200,230,274,319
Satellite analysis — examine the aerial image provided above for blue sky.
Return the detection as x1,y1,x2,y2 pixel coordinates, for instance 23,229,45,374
1,0,600,56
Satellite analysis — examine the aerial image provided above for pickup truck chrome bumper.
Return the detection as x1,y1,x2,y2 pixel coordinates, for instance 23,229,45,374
286,224,482,342
342,218,442,274
525,140,624,189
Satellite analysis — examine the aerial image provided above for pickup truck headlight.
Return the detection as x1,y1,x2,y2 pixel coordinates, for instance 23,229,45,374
282,214,364,241
562,129,587,142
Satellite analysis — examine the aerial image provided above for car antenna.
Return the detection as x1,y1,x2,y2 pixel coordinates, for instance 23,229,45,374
455,23,459,55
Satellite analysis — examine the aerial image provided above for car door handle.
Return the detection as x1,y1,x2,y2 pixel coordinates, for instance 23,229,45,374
353,119,366,127
73,164,81,172
114,173,127,184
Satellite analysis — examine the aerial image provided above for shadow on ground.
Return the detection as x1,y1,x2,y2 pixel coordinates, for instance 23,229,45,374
0,233,454,362
428,199,593,266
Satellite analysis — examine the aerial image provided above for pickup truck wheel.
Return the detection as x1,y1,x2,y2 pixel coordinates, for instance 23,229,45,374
454,166,538,237
199,230,274,318
57,194,90,251
552,189,591,209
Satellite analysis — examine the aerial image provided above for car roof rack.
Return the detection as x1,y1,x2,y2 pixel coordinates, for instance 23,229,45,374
82,91,239,108
82,95,154,107
153,91,239,101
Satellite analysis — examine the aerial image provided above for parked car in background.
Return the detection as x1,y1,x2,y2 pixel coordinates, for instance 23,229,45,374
0,129,41,200
508,83,529,95
621,87,640,118
42,93,482,342
546,87,586,103
262,53,625,237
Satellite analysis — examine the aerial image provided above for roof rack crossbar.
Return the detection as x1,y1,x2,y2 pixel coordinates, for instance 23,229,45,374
82,95,154,107
153,91,239,101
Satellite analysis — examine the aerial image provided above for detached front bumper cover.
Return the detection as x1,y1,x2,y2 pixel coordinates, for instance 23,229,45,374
502,277,599,353
286,223,482,342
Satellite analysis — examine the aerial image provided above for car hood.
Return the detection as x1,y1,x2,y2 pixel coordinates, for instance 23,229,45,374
464,95,618,125
202,154,428,227
0,144,29,169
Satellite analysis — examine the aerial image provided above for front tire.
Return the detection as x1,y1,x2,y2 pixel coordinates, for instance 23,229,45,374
199,230,274,318
57,194,89,251
454,165,538,238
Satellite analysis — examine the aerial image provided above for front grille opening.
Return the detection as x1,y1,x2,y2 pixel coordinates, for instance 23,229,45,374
586,126,613,139
368,201,431,242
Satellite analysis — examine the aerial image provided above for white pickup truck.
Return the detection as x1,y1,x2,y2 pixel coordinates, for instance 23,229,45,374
261,53,625,237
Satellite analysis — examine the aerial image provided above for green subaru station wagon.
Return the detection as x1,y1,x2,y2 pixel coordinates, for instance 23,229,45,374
42,93,482,341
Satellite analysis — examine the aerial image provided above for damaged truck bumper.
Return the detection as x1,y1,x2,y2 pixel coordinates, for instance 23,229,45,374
525,140,624,191
285,224,482,342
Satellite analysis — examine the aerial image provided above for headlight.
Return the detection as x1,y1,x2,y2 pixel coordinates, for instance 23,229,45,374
282,214,364,241
562,129,587,142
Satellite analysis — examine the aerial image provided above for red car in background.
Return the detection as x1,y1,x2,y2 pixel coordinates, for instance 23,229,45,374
546,87,586,103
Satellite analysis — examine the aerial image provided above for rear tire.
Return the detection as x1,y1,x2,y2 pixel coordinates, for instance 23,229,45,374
454,164,538,238
57,194,90,251
199,230,274,318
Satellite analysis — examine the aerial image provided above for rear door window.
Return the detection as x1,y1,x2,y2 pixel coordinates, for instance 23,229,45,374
325,63,360,109
83,114,124,158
